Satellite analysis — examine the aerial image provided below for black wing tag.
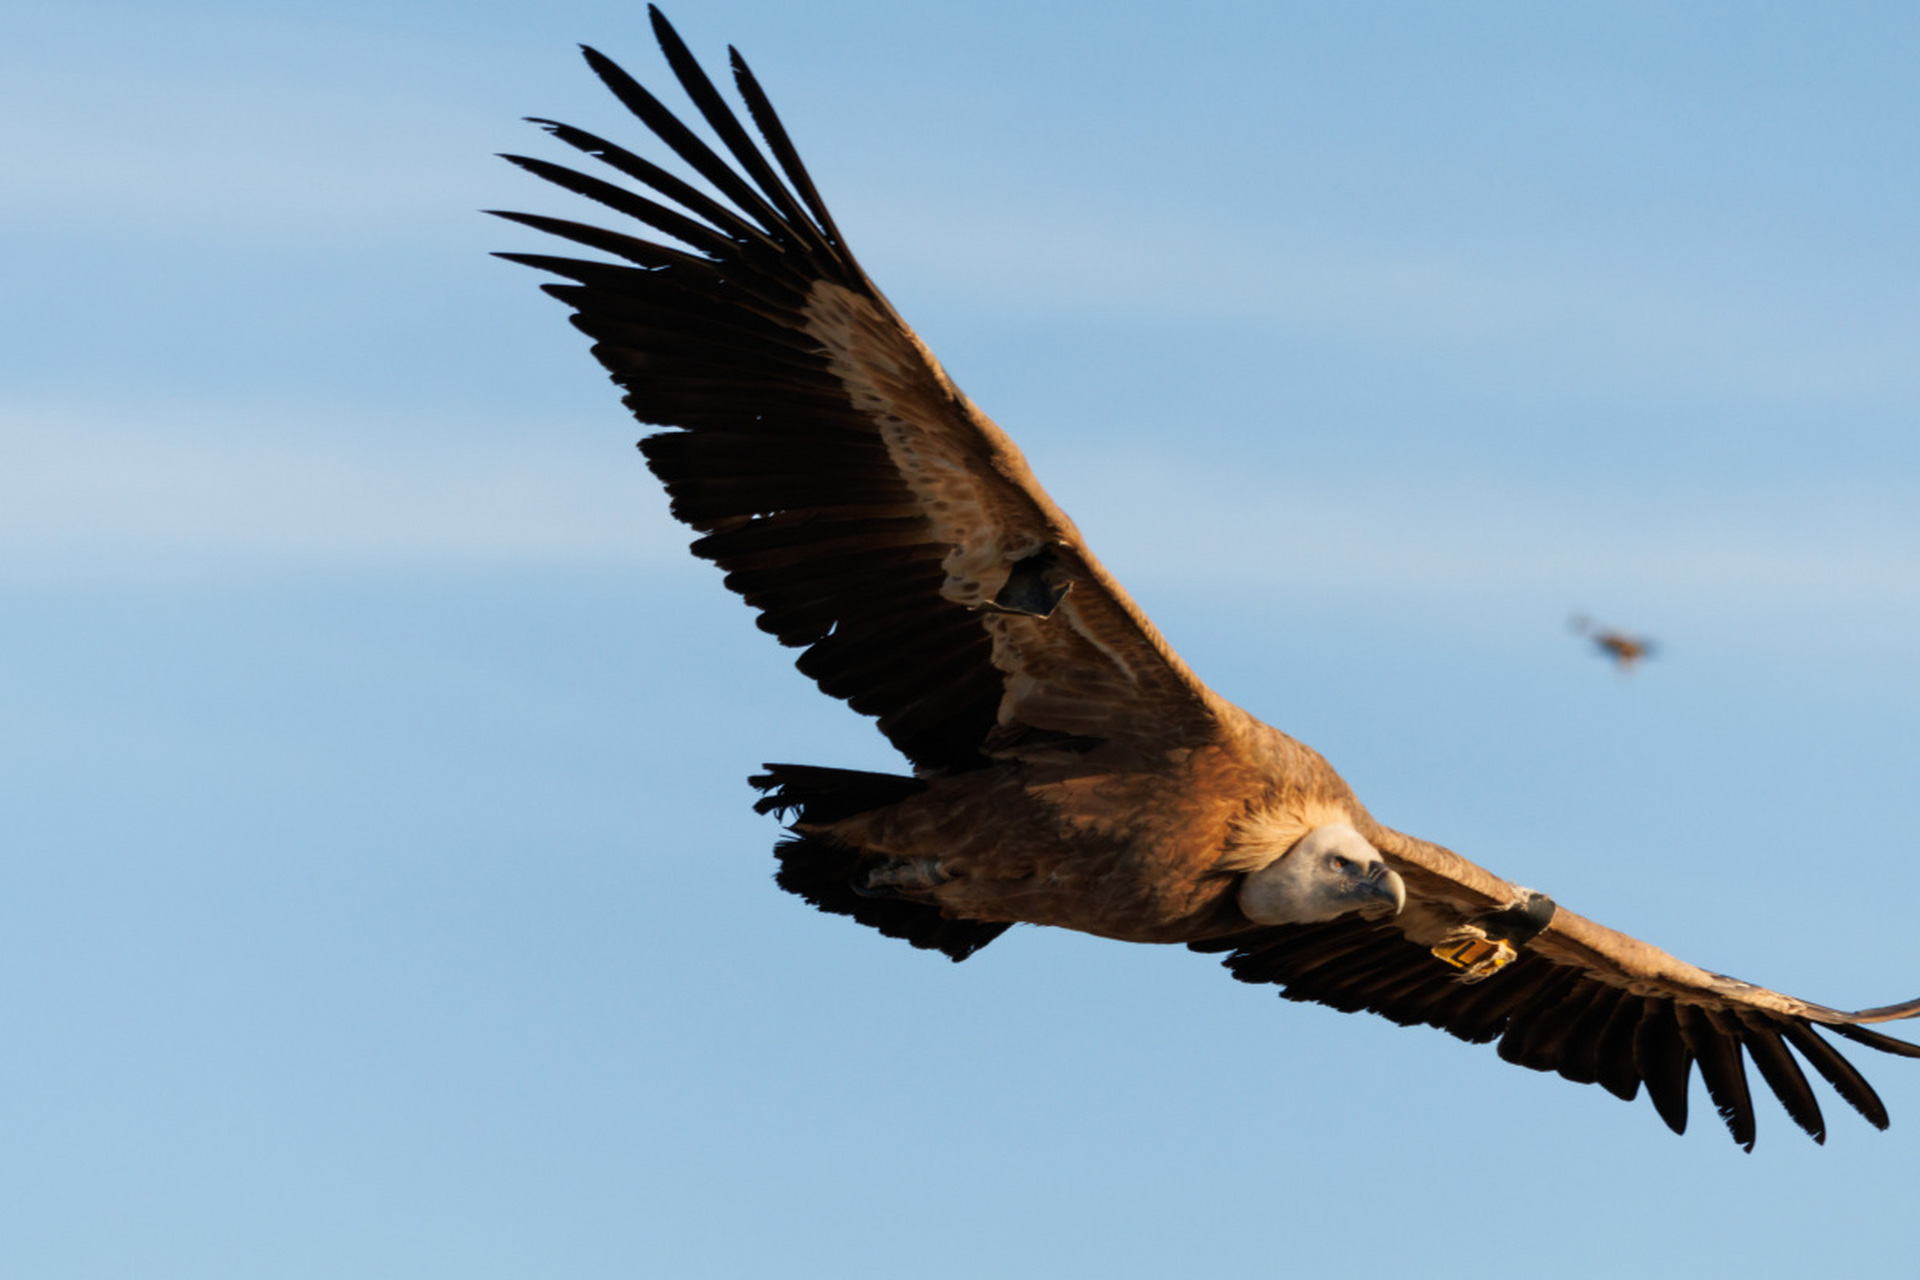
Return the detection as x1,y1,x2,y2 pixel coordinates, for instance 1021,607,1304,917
989,545,1072,618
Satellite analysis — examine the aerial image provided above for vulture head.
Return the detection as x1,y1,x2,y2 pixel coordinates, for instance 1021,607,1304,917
1238,824,1407,925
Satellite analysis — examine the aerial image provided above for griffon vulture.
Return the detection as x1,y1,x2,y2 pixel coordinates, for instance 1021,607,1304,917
495,6,1920,1149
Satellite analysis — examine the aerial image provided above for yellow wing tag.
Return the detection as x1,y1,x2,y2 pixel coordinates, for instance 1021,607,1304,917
1431,935,1518,983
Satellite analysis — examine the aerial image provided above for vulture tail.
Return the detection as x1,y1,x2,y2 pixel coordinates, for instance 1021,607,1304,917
751,764,1009,962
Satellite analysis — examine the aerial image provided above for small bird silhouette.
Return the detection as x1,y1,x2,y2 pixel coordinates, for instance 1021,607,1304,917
1570,614,1656,672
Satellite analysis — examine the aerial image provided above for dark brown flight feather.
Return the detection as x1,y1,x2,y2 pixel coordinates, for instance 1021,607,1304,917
496,5,1920,1149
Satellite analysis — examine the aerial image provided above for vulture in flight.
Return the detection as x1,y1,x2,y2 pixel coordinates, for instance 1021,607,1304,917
496,6,1920,1149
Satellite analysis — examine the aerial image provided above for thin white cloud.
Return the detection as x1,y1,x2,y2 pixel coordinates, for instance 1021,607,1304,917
845,194,1920,412
0,8,566,235
0,405,685,582
1048,452,1920,627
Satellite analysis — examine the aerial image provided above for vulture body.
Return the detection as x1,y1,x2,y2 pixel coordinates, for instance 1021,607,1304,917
497,6,1920,1149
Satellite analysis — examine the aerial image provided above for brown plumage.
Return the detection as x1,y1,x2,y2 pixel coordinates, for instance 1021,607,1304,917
1572,613,1657,672
496,7,1920,1149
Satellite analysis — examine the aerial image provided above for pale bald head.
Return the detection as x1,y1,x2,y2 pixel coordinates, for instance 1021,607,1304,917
1237,823,1407,926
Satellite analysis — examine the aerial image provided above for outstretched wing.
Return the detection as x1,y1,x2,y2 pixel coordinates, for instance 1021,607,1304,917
494,6,1229,771
1195,826,1920,1148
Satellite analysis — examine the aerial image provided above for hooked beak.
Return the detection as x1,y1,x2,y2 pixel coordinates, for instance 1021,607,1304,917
1363,866,1407,916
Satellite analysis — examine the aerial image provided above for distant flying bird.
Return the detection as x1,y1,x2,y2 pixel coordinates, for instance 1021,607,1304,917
496,7,1920,1148
1572,614,1657,672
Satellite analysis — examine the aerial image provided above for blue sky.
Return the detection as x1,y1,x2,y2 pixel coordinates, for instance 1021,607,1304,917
6,1,1920,1275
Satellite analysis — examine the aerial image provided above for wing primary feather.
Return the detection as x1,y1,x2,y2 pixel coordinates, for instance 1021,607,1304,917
1831,995,1920,1023
728,48,853,257
1825,1021,1920,1059
644,7,822,240
523,118,787,255
1633,1007,1693,1135
489,208,725,275
537,244,813,317
1739,1017,1827,1144
1779,1023,1891,1130
497,154,739,258
495,244,709,280
576,44,797,246
1678,1006,1756,1150
491,191,729,268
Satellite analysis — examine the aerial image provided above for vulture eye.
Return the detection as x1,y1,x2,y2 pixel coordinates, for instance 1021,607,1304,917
1327,855,1352,872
